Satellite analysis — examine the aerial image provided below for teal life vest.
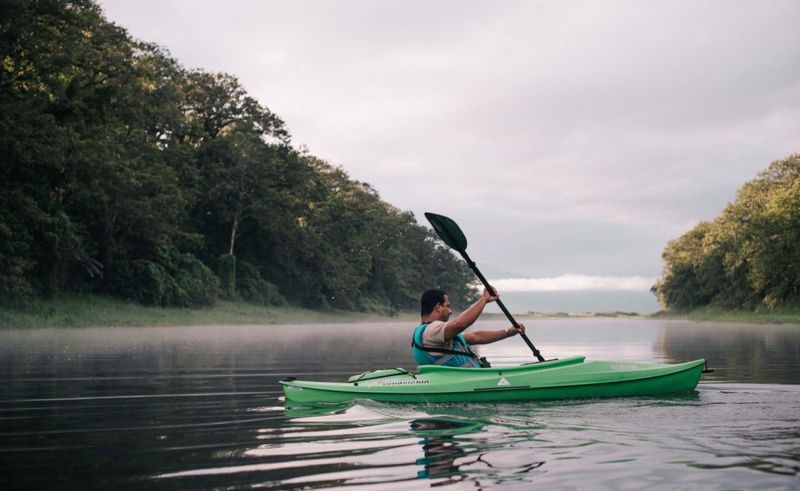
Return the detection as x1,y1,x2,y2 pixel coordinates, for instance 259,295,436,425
412,322,483,368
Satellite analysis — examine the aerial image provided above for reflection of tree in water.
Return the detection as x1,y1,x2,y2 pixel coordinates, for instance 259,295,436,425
654,323,800,384
411,418,544,487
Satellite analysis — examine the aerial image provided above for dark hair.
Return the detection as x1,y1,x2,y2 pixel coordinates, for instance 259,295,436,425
420,289,447,316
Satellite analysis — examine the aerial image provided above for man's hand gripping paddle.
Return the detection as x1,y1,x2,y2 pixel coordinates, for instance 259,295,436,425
425,212,545,362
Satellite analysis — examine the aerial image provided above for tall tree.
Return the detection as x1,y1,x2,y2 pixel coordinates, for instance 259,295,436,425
654,154,800,311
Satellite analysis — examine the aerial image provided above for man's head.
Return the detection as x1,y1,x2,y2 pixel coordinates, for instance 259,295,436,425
420,289,451,321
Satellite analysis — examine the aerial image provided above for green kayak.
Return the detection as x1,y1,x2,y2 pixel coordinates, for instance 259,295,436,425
281,356,707,404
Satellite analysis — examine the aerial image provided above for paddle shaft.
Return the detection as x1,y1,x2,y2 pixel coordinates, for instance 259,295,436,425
459,250,546,362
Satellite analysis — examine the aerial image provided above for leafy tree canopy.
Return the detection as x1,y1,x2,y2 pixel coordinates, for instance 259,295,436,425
653,154,800,311
0,0,476,311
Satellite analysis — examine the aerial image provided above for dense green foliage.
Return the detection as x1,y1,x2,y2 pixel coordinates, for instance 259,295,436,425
0,0,476,311
653,155,800,311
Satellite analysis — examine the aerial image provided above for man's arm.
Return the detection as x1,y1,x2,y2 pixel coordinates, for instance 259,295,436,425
464,324,526,345
442,289,498,341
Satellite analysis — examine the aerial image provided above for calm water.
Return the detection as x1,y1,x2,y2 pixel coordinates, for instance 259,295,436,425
1,319,799,490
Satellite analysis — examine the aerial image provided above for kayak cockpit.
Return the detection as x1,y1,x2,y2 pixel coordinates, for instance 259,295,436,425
416,355,585,374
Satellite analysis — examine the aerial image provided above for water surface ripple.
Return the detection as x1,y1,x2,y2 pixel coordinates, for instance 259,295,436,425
1,320,798,489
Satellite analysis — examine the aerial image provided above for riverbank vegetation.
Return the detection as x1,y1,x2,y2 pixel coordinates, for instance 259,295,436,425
653,307,800,324
687,307,800,324
4,294,797,329
0,0,475,315
652,154,800,316
0,294,419,329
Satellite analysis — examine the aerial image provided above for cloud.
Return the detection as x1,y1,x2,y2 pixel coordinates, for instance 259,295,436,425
98,0,800,293
491,274,657,292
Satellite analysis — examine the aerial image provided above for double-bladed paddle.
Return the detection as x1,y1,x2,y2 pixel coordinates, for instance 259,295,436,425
425,212,546,362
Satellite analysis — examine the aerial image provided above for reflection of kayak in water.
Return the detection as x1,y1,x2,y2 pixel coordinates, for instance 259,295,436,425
281,355,708,404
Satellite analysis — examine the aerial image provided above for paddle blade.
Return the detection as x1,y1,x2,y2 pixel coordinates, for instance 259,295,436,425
425,212,468,252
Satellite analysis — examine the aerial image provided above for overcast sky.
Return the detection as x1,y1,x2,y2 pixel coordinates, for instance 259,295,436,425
99,0,800,291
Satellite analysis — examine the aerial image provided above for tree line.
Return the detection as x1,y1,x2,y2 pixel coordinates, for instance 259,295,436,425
653,154,800,311
0,0,475,312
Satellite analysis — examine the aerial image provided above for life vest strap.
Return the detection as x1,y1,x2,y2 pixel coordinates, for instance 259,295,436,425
410,339,480,359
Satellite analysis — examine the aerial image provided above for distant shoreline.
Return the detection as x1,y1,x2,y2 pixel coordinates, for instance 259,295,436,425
649,307,800,325
1,295,798,329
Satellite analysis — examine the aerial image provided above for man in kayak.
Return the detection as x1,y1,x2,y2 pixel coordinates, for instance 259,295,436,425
412,288,525,368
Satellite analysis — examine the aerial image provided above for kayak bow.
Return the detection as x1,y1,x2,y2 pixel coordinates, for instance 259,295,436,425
281,356,707,404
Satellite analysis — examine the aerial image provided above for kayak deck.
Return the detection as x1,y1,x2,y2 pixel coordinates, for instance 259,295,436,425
281,356,707,404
